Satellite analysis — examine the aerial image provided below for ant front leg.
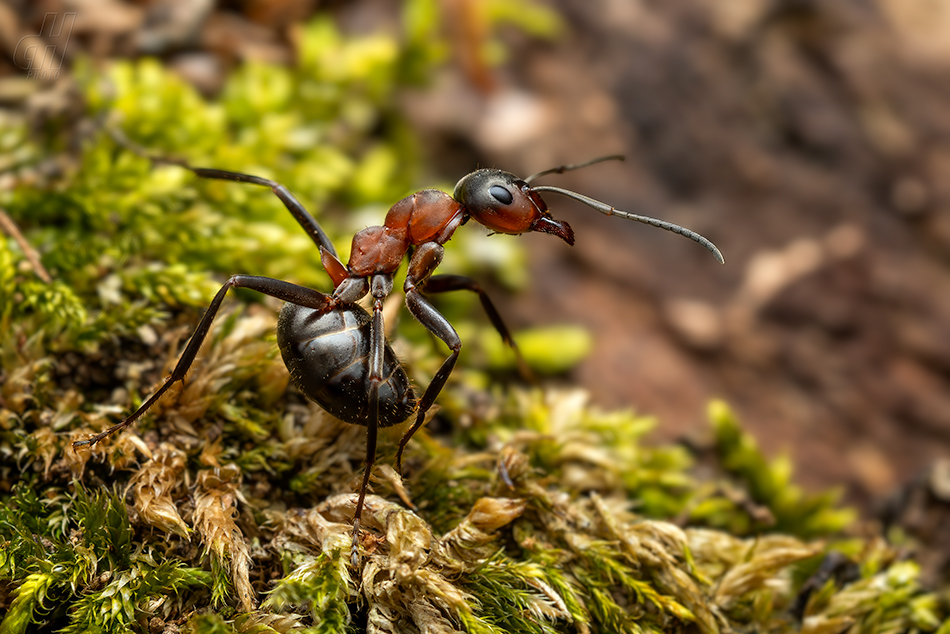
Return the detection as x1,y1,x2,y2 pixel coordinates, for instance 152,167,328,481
72,276,333,448
395,244,462,473
424,274,534,382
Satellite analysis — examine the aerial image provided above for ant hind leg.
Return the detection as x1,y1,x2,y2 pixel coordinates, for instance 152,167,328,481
108,129,340,259
72,275,332,448
423,274,534,382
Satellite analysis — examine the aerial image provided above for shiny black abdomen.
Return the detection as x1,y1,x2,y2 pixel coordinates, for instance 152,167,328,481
277,302,417,427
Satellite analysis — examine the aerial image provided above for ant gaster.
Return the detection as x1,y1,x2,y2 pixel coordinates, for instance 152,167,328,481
74,152,723,562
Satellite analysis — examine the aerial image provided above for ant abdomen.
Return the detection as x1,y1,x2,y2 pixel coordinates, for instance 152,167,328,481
277,302,417,427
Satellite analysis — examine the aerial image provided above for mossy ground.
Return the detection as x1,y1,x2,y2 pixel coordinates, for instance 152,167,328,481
1,6,948,634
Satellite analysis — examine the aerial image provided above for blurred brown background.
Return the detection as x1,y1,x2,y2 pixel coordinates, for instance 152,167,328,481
2,0,950,518
393,0,950,518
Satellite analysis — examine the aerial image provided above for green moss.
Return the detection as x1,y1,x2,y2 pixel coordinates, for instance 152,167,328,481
0,482,210,634
265,549,353,632
707,401,856,538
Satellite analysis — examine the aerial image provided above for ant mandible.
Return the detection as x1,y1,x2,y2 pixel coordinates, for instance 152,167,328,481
73,149,724,560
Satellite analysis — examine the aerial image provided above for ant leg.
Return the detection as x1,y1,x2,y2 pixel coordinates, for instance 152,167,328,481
423,274,534,382
396,290,461,473
72,275,332,448
186,167,352,287
352,275,392,565
352,376,378,567
395,244,461,473
186,168,339,259
109,128,339,258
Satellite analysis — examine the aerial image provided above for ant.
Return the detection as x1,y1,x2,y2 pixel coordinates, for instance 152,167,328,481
74,147,723,562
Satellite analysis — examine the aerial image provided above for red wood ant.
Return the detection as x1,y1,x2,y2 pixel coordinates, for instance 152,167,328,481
74,151,723,560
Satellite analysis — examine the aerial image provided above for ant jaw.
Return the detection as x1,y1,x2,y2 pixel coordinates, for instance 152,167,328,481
531,216,574,246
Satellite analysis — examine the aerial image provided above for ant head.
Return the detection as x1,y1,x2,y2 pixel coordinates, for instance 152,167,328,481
454,156,724,263
453,169,575,245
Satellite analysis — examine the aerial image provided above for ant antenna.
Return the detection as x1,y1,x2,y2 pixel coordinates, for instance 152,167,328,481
524,155,625,184
529,185,725,264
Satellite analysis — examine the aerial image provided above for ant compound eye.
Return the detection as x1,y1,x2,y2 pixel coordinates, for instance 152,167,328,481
489,185,514,205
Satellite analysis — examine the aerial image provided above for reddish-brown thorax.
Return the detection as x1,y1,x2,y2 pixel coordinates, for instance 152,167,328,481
346,190,464,278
